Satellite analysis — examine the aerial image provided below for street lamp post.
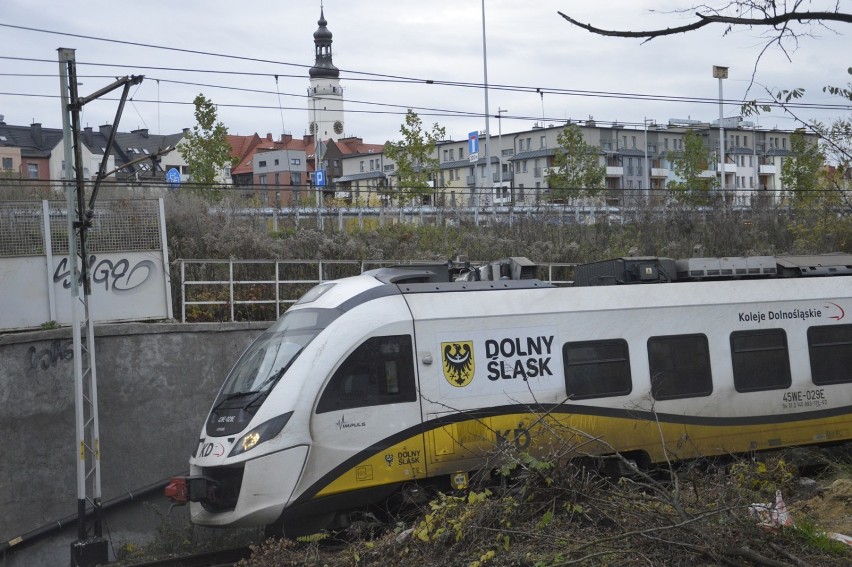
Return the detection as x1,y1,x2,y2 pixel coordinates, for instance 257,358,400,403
713,65,728,195
497,107,506,202
643,118,651,199
481,0,493,220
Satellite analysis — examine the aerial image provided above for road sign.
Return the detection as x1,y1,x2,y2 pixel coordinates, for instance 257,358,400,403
166,168,181,190
314,169,326,187
468,131,479,162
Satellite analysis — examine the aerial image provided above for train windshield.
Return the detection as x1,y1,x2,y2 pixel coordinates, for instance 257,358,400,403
219,308,339,397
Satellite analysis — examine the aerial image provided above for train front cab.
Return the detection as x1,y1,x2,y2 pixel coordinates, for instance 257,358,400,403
275,301,431,533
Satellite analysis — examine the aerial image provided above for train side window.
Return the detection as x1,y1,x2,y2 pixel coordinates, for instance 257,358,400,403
730,329,791,392
807,324,852,385
316,335,416,413
563,339,632,399
648,334,712,400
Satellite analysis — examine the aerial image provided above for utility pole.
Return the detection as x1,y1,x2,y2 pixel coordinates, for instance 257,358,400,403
58,47,143,567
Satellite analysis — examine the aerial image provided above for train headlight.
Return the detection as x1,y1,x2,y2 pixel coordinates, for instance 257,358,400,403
229,411,293,457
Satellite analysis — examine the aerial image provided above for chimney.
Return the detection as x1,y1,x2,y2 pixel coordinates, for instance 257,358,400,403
132,128,149,138
0,115,5,125
99,124,113,139
266,133,273,141
30,123,43,147
83,126,93,146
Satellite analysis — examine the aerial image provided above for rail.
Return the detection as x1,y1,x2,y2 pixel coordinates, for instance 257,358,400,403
178,259,577,323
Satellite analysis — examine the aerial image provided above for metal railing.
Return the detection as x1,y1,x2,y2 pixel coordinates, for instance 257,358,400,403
178,258,577,323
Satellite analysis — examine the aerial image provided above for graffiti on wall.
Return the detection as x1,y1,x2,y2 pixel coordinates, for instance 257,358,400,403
27,340,74,371
53,255,157,294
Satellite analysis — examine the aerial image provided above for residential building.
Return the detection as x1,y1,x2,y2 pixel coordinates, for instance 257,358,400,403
0,119,62,182
326,137,386,204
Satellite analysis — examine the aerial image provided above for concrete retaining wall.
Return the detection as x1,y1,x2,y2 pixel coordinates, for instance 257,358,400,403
0,321,269,565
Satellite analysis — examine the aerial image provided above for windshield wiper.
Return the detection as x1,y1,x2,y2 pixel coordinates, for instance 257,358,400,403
241,349,303,410
210,391,257,413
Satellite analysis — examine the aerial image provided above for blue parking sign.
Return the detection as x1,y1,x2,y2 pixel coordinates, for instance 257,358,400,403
315,169,326,187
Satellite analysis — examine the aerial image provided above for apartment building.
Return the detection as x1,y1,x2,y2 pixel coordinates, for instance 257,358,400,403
331,118,808,208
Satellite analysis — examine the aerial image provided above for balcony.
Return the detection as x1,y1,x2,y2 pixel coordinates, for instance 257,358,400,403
650,167,669,178
605,166,624,176
466,175,476,186
493,171,513,182
759,164,777,174
718,163,737,173
533,167,543,178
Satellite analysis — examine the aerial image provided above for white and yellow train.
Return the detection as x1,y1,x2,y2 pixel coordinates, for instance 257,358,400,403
166,254,852,534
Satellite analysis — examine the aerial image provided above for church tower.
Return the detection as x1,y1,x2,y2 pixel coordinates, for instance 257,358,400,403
308,7,344,142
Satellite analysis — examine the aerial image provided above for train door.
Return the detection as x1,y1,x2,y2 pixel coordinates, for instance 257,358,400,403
308,332,427,501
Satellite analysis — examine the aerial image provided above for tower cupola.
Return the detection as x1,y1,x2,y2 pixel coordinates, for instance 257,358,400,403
309,8,339,79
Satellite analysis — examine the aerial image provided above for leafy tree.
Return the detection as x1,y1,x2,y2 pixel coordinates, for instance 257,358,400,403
545,124,605,202
178,94,234,192
781,130,826,206
667,130,715,204
383,110,446,203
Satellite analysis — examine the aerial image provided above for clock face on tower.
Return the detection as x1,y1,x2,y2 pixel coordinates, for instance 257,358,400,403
333,120,344,135
309,122,318,134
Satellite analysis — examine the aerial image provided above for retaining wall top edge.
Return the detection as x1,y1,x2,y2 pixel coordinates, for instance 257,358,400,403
0,321,271,346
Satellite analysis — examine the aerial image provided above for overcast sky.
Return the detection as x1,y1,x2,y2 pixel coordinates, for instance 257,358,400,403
1,0,849,144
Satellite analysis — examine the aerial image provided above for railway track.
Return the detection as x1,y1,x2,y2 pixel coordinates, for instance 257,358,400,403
116,546,251,567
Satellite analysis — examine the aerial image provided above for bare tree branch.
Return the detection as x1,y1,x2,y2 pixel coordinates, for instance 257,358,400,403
557,10,852,40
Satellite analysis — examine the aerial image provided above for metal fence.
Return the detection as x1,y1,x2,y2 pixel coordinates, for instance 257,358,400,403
0,199,163,257
178,258,577,323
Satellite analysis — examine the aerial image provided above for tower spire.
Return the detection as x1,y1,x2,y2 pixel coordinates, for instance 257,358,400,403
310,6,339,79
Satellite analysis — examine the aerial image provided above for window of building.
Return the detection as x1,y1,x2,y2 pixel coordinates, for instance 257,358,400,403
181,166,190,175
664,138,669,150
274,159,280,166
258,160,267,167
459,147,464,159
443,150,449,162
316,335,416,413
526,138,531,150
540,135,546,148
522,160,528,173
450,148,455,161
27,163,38,178
648,334,712,400
807,324,852,385
360,161,365,172
730,329,791,392
292,172,302,186
622,135,627,147
744,135,749,147
1,157,12,170
782,138,787,149
631,135,637,148
291,158,301,165
563,339,632,400
259,174,266,185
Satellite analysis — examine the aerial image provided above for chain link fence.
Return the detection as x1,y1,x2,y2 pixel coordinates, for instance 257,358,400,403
0,200,163,258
